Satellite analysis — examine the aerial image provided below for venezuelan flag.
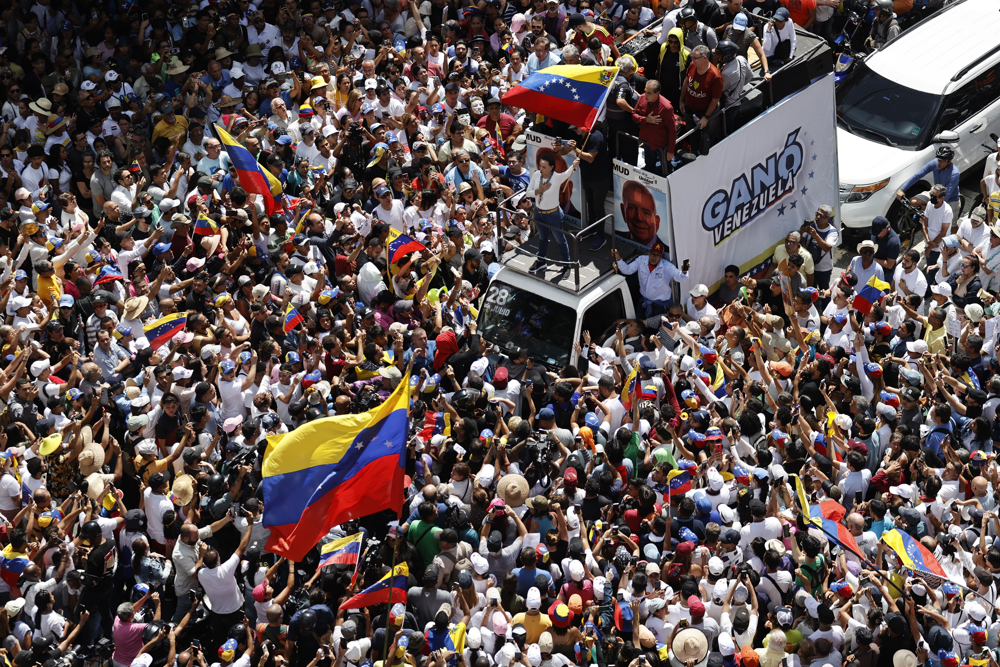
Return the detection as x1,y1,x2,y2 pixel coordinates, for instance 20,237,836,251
143,312,188,350
387,228,426,265
882,528,951,582
215,124,283,215
733,464,751,486
339,563,409,610
501,65,619,132
804,498,860,558
418,411,451,442
94,265,124,286
0,544,29,587
283,304,305,333
620,366,638,410
666,469,691,495
318,532,364,569
261,375,410,561
194,213,219,236
852,275,890,315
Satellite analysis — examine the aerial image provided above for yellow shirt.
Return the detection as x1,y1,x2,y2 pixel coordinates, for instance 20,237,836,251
37,274,61,312
923,322,947,354
510,612,552,644
152,116,189,144
772,244,815,277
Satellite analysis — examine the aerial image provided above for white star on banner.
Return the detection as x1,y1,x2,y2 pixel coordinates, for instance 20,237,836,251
384,439,395,448
574,95,580,100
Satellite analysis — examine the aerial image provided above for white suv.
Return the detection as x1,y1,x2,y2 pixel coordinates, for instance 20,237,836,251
836,0,1000,229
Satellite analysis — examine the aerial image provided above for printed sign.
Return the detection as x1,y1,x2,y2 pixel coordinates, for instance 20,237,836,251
613,160,672,252
665,73,839,293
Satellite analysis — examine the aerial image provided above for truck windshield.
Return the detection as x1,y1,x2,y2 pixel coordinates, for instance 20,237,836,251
836,61,942,149
478,280,576,367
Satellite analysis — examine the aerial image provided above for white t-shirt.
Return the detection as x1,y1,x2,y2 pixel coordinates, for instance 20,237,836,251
143,488,174,544
198,553,244,614
372,199,406,233
925,202,954,248
218,378,246,420
0,471,21,511
957,218,989,257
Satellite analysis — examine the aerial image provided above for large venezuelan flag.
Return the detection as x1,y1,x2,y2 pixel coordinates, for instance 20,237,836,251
882,528,952,582
339,563,409,610
502,65,619,131
261,376,410,561
318,532,364,569
144,312,188,349
0,544,29,587
215,124,283,215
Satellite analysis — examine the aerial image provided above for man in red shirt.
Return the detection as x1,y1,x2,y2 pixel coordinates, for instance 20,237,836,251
476,98,523,152
680,44,724,150
565,13,620,60
631,80,676,176
781,0,817,28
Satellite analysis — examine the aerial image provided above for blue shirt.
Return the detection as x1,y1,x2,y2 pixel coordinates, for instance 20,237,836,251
901,158,961,202
925,423,953,460
513,566,553,597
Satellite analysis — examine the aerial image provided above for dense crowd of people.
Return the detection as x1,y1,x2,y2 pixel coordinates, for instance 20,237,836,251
0,3,997,667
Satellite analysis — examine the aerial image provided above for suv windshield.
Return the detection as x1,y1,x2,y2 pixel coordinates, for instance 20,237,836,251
478,280,576,367
836,61,942,149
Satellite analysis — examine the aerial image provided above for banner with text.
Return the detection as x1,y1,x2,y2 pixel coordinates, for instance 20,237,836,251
524,130,583,224
613,160,672,254
665,73,839,294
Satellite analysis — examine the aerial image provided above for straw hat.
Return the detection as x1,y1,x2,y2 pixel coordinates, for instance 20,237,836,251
165,60,190,76
29,99,52,115
123,296,148,320
496,474,529,508
893,651,918,667
670,629,708,667
46,114,68,135
170,474,195,507
216,95,239,109
79,438,106,476
201,234,221,255
85,472,108,501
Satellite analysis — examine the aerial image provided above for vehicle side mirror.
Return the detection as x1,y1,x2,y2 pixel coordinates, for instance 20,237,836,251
932,129,960,144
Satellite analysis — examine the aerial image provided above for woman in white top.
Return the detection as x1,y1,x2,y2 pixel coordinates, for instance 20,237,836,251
32,590,67,642
219,294,251,344
526,154,580,274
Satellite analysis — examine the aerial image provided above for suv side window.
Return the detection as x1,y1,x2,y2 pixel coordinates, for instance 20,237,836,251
938,63,1000,131
581,289,627,343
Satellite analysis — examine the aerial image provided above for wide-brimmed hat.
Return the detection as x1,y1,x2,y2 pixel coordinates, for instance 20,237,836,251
165,60,190,76
170,474,195,507
217,94,239,109
29,99,52,115
671,629,709,667
123,296,148,320
79,436,105,476
496,474,529,507
85,472,108,501
893,651,918,667
46,114,68,134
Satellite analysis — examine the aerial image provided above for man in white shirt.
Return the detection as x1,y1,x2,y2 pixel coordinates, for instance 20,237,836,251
371,183,406,233
893,249,928,300
738,499,781,559
976,221,1000,292
921,184,953,282
198,517,253,643
143,472,176,554
110,167,139,215
957,206,989,258
217,357,257,420
19,145,49,199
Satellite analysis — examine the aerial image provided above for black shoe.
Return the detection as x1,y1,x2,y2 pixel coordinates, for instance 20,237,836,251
589,236,607,251
554,265,571,280
529,259,547,273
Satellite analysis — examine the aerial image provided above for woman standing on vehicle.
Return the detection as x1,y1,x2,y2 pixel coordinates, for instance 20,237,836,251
527,153,579,280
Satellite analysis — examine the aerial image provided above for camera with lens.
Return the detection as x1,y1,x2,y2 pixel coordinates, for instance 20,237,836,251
526,432,555,467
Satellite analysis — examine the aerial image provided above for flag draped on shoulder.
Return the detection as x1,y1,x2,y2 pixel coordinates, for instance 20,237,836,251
261,375,410,561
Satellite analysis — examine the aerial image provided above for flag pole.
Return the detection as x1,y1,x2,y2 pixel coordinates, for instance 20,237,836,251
381,541,400,663
383,353,414,664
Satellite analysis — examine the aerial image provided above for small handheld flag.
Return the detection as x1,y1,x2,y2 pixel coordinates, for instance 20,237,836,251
339,563,409,609
194,213,219,237
283,304,305,333
852,275,890,315
387,228,427,265
143,312,188,350
318,532,364,569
